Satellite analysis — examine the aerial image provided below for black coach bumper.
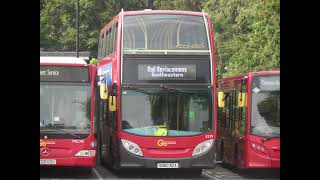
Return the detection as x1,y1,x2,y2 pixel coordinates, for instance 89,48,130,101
118,145,216,169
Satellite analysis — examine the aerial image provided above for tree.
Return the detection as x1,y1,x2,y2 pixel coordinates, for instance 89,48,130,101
154,0,204,11
40,0,121,56
204,0,280,78
89,57,98,65
40,0,280,75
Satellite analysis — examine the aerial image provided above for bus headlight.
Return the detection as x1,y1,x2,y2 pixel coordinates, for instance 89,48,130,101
75,150,96,157
121,139,143,157
249,141,268,154
192,139,214,157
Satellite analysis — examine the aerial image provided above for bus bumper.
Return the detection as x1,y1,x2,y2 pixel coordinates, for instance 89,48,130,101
246,153,280,168
118,145,215,169
271,158,280,168
40,157,96,167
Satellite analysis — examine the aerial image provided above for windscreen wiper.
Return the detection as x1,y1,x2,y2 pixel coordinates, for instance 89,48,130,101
262,134,280,142
42,127,82,139
54,128,82,139
159,84,204,96
123,84,207,96
122,84,157,94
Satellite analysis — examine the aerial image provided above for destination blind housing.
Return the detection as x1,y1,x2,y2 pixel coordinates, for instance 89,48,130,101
138,64,196,80
40,66,89,82
123,58,211,84
253,75,280,91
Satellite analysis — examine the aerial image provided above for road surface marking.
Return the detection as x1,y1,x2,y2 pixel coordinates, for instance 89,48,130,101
202,171,221,180
93,168,103,180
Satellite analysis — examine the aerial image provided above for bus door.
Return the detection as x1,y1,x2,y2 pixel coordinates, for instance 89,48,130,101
98,62,117,165
235,91,247,168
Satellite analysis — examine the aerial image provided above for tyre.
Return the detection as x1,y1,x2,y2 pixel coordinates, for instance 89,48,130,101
220,142,224,162
233,144,239,168
81,167,92,174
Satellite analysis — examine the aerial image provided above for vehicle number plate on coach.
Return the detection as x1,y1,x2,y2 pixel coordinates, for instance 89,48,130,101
40,159,56,165
157,163,179,168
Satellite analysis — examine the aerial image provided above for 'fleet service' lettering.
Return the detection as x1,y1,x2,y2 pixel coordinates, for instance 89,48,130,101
40,69,60,76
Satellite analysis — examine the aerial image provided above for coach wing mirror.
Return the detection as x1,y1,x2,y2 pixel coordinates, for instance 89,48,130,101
109,96,116,112
238,92,247,108
100,82,108,100
218,92,225,108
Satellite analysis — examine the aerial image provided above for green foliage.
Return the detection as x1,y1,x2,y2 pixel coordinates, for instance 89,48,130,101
40,0,121,57
204,0,280,78
120,0,147,10
40,0,279,78
154,0,204,11
89,57,97,65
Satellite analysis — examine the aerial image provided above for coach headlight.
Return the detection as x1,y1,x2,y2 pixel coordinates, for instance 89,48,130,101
121,139,143,157
75,150,96,157
192,139,214,157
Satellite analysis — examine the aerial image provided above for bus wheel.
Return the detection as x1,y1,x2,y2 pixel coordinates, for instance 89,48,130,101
187,169,203,176
220,142,228,168
110,151,121,173
233,144,239,169
99,134,106,166
111,162,121,175
220,142,224,162
81,167,92,174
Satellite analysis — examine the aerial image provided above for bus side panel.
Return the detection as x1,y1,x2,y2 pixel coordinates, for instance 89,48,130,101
206,14,217,139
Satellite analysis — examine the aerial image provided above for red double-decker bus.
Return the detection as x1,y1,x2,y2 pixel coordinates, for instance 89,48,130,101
96,10,217,174
216,71,280,168
40,52,97,168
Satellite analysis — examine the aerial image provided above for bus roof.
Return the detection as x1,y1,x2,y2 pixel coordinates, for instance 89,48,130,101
123,10,207,16
40,56,87,65
249,70,280,76
218,71,279,90
221,70,280,80
100,10,209,34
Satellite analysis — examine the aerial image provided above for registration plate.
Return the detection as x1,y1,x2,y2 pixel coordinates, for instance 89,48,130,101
157,163,179,168
40,159,56,165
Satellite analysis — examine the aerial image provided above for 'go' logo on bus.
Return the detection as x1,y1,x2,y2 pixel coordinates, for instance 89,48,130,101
157,140,176,147
40,140,46,147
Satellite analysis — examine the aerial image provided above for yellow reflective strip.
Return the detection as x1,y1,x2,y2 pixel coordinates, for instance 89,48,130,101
154,127,167,136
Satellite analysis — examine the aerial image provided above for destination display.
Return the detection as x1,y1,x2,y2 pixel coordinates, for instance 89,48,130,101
138,64,196,80
40,66,89,82
123,59,210,83
253,75,280,91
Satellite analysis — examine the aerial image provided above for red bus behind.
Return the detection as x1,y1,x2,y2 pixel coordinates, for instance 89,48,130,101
216,71,280,168
40,55,97,167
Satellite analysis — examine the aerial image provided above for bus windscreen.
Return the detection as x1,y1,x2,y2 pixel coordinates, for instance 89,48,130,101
40,83,91,139
250,75,280,138
121,88,212,136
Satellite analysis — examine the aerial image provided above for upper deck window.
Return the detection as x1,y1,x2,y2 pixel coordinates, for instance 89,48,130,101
123,14,209,55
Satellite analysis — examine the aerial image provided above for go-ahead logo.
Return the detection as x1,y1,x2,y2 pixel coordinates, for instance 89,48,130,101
40,140,46,147
157,140,176,147
40,139,55,147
